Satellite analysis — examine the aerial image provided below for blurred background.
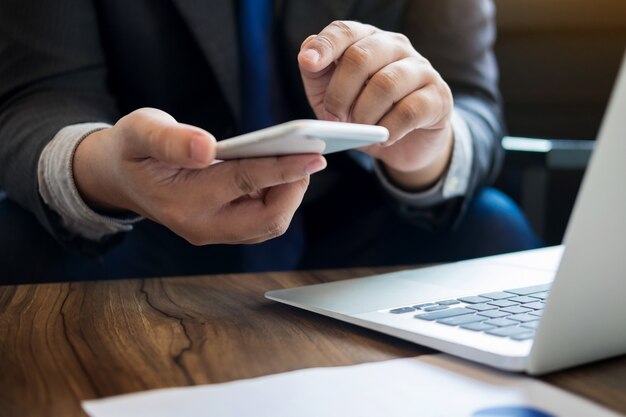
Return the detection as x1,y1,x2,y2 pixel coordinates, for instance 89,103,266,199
493,0,626,244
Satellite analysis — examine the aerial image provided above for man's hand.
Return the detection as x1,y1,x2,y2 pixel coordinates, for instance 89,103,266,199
298,21,454,191
73,108,326,245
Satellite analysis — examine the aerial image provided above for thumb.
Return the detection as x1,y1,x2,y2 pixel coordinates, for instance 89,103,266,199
122,108,216,168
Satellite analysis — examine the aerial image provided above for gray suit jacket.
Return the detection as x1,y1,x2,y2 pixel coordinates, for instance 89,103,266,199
0,0,504,252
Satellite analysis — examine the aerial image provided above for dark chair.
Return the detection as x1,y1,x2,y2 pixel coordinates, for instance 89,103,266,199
498,137,595,244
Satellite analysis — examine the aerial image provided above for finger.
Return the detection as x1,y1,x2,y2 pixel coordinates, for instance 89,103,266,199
150,155,325,245
300,34,317,50
299,34,336,110
206,154,326,203
123,108,216,169
351,57,432,125
298,21,377,74
377,86,443,145
300,63,337,119
324,33,413,121
211,178,310,244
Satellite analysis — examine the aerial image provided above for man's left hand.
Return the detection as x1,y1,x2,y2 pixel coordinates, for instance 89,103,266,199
298,20,455,191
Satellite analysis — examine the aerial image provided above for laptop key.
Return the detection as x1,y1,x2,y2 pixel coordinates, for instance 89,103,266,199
505,283,551,296
477,310,510,319
457,296,491,304
523,301,545,310
478,291,515,300
437,300,460,306
500,305,533,315
511,331,536,341
414,303,437,309
529,291,549,300
461,322,496,332
521,321,541,330
422,305,449,312
483,318,519,327
529,310,544,317
415,307,474,321
486,325,528,337
487,299,519,308
389,307,416,314
508,313,540,323
466,303,497,312
508,296,537,304
438,314,485,326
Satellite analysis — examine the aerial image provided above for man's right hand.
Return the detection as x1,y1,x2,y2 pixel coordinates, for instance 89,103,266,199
72,108,326,245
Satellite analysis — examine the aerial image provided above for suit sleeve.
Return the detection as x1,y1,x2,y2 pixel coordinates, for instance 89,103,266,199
0,0,122,253
395,0,505,231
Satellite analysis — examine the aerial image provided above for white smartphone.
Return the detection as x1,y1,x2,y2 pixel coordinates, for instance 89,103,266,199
215,119,388,160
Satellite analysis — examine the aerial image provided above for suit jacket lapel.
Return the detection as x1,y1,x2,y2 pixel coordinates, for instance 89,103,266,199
171,0,241,123
171,0,358,126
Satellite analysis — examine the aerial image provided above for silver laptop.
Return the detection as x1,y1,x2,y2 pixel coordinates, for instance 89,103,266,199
266,52,626,375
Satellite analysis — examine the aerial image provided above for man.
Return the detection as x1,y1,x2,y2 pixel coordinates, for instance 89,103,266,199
0,0,539,280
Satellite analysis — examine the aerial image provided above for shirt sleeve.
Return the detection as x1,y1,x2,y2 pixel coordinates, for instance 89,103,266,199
37,123,143,241
373,109,474,208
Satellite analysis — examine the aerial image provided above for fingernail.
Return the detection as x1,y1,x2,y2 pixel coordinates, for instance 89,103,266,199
190,135,207,163
305,158,327,175
300,49,320,64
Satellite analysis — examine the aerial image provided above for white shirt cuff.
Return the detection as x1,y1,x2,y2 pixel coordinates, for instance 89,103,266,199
374,109,474,208
38,123,143,241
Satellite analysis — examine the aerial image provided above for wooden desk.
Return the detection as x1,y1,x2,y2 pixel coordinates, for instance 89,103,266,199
1,267,625,417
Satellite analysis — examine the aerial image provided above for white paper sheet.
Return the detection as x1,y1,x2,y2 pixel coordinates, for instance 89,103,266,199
82,354,623,417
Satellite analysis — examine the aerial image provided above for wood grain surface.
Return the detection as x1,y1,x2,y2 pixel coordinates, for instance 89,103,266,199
0,267,625,417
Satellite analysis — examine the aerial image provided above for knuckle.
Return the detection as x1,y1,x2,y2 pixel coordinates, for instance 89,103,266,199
408,55,429,69
157,126,175,159
323,90,347,115
343,44,370,67
438,88,452,116
391,32,411,47
116,118,132,142
120,109,152,141
145,124,160,149
233,165,258,195
423,66,439,83
298,175,311,189
278,166,294,185
370,69,401,93
294,177,311,196
128,108,151,122
265,213,290,238
432,82,453,122
137,107,156,116
312,34,336,54
330,20,355,40
300,34,317,50
436,76,453,101
290,176,310,196
395,99,420,125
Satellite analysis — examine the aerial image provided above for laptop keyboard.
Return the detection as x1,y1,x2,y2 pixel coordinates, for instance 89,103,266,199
387,283,551,341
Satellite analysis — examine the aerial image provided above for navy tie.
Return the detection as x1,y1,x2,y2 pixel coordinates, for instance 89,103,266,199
239,0,274,132
238,0,305,272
